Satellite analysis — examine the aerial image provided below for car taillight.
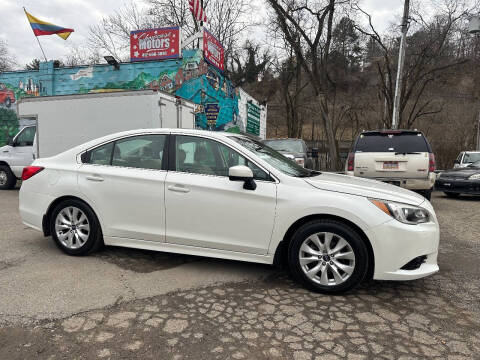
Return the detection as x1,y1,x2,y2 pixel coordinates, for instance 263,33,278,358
295,158,305,167
347,153,355,171
22,166,44,181
429,153,436,172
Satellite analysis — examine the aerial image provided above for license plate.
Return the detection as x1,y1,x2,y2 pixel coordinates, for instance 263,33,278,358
383,161,399,170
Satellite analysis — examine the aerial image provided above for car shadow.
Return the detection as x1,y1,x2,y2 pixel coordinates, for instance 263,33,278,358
92,245,273,275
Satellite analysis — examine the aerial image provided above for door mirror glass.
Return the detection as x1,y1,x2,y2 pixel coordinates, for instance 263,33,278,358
7,136,14,146
229,165,256,190
453,159,459,164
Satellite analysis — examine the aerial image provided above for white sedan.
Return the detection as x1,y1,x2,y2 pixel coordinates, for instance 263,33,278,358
19,129,439,293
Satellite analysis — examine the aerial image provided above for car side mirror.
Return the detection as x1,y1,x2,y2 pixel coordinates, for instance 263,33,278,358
229,165,256,190
453,159,459,165
7,137,15,147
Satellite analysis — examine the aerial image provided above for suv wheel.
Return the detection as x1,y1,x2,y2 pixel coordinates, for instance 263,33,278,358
0,165,16,190
288,219,368,294
50,199,103,256
421,189,432,200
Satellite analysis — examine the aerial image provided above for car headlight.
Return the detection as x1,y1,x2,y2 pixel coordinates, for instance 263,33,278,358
295,157,305,167
369,199,431,225
468,173,480,180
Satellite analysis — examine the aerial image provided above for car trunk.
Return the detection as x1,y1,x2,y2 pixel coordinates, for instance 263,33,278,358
354,152,430,180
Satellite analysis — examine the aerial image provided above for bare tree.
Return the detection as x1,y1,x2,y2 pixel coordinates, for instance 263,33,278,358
0,40,17,73
267,0,346,169
353,0,473,129
88,0,253,65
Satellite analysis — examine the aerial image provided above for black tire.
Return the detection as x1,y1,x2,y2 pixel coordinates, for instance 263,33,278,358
287,219,369,294
50,199,103,256
5,97,11,108
0,165,17,190
422,189,432,201
444,192,460,198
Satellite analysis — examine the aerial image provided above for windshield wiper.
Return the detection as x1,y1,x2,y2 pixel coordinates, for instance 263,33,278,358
298,170,321,177
395,152,421,155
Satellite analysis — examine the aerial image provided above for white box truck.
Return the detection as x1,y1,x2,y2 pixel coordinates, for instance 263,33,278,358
0,90,198,189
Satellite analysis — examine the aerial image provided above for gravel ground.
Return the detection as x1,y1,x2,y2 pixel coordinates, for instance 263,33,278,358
0,190,479,359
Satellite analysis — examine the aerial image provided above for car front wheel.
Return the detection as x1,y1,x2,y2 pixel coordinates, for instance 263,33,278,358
50,199,103,256
288,219,369,294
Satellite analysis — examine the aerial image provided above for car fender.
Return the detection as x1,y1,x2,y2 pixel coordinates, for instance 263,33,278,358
267,187,391,255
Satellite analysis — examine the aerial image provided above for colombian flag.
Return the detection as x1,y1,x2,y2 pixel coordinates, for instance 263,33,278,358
24,9,74,40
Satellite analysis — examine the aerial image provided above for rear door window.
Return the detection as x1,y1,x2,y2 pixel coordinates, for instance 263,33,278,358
354,133,430,153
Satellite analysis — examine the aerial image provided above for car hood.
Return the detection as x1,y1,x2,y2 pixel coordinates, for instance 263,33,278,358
304,172,426,206
441,168,480,179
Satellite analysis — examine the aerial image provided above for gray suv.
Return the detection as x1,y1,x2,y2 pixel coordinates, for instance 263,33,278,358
262,138,313,169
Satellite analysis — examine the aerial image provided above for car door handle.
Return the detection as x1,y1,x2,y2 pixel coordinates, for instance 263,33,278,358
168,185,190,193
86,175,104,182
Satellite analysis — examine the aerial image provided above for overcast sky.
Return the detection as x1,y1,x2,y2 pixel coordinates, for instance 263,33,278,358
0,0,404,69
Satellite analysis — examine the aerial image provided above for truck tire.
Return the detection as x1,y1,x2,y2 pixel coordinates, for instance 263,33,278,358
0,165,17,190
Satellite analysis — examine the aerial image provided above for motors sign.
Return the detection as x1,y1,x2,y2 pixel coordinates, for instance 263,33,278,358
203,28,224,72
130,27,181,62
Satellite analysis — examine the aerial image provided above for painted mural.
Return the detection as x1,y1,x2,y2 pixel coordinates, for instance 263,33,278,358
0,49,245,142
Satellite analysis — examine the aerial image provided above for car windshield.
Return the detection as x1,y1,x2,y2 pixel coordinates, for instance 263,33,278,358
467,160,480,168
263,139,304,153
463,153,480,163
231,136,314,177
355,132,430,153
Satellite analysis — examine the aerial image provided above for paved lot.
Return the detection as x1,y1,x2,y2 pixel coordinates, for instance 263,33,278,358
0,189,479,359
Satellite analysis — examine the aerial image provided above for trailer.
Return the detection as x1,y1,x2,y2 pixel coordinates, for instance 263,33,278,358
0,90,198,189
18,89,197,159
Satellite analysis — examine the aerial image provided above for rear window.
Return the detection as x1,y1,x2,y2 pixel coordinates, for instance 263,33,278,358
354,132,431,153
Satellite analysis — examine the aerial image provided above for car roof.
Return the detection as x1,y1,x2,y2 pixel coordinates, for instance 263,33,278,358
360,129,423,135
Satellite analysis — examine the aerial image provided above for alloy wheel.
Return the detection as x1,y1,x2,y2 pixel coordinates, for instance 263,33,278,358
55,206,90,249
299,232,356,286
0,170,7,186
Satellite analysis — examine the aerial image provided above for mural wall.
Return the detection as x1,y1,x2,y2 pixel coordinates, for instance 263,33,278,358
0,49,266,145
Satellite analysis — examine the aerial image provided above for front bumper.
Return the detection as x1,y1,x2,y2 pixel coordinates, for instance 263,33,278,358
366,217,439,281
435,178,480,194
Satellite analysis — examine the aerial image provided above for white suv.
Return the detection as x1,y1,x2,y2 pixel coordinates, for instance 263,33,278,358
346,130,436,200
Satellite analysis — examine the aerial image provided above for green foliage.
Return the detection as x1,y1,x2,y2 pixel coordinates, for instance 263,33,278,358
25,59,40,71
0,108,19,147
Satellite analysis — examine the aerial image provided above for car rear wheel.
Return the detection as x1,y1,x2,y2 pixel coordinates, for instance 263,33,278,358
444,192,460,198
288,219,368,294
0,165,16,190
50,199,103,256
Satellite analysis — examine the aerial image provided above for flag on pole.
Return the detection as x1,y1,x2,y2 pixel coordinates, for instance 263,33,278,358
24,9,74,40
189,0,207,23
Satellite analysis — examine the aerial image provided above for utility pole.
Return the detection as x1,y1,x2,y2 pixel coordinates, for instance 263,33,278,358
391,0,410,130
477,110,480,150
